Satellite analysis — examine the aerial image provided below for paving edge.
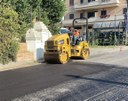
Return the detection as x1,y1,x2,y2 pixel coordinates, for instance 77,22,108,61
0,62,42,72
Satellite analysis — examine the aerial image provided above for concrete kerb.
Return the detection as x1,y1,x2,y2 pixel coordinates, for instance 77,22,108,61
90,46,128,56
0,46,128,72
0,61,41,72
72,46,128,62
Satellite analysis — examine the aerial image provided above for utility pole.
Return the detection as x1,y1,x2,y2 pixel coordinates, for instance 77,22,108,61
125,0,128,45
30,6,33,28
114,14,117,45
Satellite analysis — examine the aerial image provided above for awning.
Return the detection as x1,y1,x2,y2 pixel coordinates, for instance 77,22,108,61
93,22,103,28
109,21,120,28
93,21,122,29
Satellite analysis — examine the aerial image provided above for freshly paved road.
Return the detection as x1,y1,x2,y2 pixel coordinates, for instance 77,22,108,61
0,50,128,101
0,62,110,100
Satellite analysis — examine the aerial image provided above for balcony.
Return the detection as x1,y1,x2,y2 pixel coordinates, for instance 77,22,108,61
74,0,120,10
100,15,110,18
62,18,97,26
97,15,124,22
62,19,87,26
62,15,124,26
62,20,73,26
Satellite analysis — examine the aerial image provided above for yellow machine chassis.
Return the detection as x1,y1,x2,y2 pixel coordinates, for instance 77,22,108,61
71,41,89,59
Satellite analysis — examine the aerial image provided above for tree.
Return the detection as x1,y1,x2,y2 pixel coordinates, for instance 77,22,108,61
42,0,66,33
3,0,66,42
0,3,19,64
42,0,65,23
0,0,65,64
2,0,38,42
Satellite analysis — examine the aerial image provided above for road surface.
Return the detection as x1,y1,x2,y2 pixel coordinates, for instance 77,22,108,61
0,50,128,101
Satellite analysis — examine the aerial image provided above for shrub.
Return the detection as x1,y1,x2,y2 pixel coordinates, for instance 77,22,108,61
0,3,19,64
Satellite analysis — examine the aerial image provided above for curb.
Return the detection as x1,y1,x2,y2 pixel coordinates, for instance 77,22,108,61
0,61,41,72
0,46,128,72
72,46,128,62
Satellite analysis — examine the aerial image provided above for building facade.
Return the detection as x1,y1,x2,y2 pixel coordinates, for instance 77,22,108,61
62,0,127,33
62,0,128,45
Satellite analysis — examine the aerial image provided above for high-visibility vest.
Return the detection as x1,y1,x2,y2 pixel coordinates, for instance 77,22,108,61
73,31,80,36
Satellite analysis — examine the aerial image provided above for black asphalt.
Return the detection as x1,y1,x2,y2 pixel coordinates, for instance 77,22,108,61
0,62,111,101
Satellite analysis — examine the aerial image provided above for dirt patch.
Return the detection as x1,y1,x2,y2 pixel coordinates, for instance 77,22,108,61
17,43,34,62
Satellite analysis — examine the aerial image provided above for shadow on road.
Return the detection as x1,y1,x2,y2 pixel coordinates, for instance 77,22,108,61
66,74,128,86
66,62,128,86
73,61,128,70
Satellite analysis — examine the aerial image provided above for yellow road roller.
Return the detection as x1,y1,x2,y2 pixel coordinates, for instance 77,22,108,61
44,17,90,64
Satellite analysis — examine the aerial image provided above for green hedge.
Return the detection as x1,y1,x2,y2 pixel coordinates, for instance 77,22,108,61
0,3,19,64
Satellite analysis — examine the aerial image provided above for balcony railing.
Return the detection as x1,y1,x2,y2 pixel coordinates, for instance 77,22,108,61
100,15,110,18
74,0,120,10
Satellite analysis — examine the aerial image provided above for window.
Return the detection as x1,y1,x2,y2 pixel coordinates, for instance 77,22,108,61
88,0,95,3
69,14,74,19
123,8,127,14
80,0,84,4
88,12,95,18
58,40,64,44
101,10,107,16
80,13,84,18
101,10,107,18
70,0,74,6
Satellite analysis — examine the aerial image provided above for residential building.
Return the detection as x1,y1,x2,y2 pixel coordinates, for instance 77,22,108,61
62,0,127,34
